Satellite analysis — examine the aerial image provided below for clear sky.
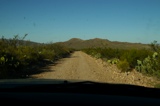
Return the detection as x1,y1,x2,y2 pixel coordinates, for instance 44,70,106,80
0,0,160,44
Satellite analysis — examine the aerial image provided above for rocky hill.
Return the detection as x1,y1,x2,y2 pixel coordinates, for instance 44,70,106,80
57,38,151,50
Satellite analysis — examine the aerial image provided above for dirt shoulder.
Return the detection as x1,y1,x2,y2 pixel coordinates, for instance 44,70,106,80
31,51,159,88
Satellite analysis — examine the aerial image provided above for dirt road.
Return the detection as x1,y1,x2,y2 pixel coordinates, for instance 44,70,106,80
32,51,158,87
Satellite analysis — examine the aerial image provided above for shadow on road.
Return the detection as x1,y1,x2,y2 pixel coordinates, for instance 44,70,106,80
25,52,75,79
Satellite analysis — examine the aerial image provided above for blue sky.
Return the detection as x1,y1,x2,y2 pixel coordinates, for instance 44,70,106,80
0,0,160,44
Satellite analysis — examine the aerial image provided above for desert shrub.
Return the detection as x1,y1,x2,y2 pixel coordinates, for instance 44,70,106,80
0,35,73,79
94,53,101,59
107,58,119,64
102,48,122,59
83,41,160,76
149,40,160,52
117,59,130,72
83,48,152,70
0,52,21,78
135,52,160,78
135,41,160,78
119,49,153,69
83,48,122,59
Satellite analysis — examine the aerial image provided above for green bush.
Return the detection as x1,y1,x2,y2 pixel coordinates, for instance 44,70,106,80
82,48,152,71
0,35,73,79
107,58,119,64
135,52,160,78
117,59,130,72
120,49,153,69
82,41,160,77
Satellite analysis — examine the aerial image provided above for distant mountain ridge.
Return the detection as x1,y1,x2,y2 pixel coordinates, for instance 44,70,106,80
0,37,151,50
57,38,151,50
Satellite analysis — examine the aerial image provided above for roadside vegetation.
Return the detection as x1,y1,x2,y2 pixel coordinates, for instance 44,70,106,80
82,41,160,80
0,35,74,79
